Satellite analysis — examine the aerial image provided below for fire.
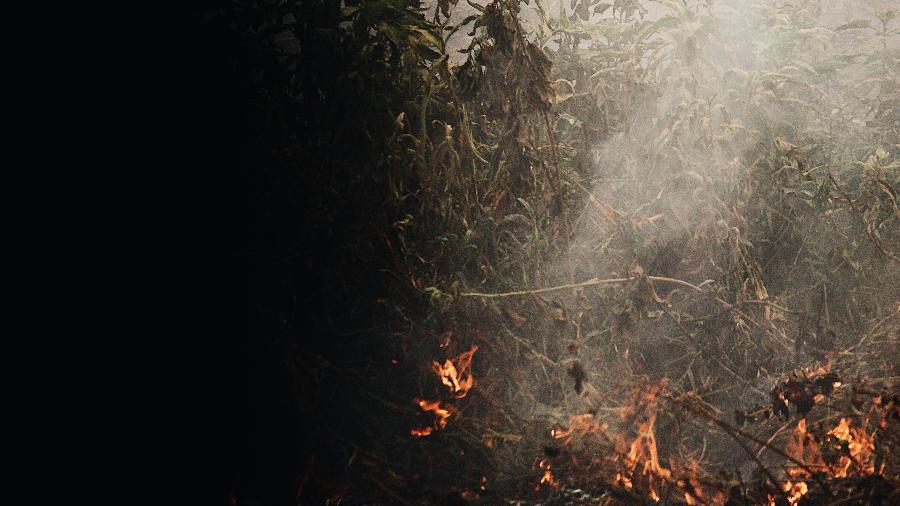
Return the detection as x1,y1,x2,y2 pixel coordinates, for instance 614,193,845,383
783,416,875,478
410,427,433,437
768,481,809,506
676,463,708,506
537,459,557,489
785,418,826,478
432,345,478,398
551,413,607,444
777,416,880,502
784,480,808,505
615,472,633,490
617,412,671,502
826,417,876,477
411,398,451,437
411,345,478,437
625,414,672,477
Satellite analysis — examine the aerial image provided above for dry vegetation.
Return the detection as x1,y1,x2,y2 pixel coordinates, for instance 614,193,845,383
231,0,899,504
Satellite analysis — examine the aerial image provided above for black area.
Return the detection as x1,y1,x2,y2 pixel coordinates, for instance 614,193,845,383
183,5,307,505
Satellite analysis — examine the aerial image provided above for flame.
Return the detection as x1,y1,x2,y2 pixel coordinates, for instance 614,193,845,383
537,459,557,489
626,414,672,480
411,398,451,437
432,345,478,398
826,417,876,477
768,481,809,506
617,412,671,502
785,419,826,478
616,472,633,489
552,413,607,444
676,463,707,506
778,416,879,499
785,480,809,505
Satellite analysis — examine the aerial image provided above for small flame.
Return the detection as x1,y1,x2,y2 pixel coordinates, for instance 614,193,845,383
411,398,451,437
770,480,809,506
552,413,607,444
616,471,633,490
537,459,557,488
785,480,809,505
626,414,672,481
433,345,478,398
616,412,671,502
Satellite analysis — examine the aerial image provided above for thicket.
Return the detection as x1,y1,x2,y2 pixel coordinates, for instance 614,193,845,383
228,0,899,504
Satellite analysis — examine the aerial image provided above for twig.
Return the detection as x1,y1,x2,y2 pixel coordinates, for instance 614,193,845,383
460,276,632,298
671,394,833,498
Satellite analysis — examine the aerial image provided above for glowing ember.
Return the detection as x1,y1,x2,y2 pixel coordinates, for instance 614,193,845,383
433,345,479,398
410,427,433,437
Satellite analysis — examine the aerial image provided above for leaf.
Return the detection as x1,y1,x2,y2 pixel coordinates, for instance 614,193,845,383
594,3,611,15
405,25,442,48
466,0,484,12
501,214,532,227
791,60,818,75
799,27,833,45
554,91,574,104
835,19,872,31
558,112,582,127
517,198,535,217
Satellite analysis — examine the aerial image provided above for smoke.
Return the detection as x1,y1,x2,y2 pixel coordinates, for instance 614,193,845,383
422,0,898,489
524,0,898,474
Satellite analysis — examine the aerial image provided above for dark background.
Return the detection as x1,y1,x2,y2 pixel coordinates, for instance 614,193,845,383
187,3,393,505
189,5,303,504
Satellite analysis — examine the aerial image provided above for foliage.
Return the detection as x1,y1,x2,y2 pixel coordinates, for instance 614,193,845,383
228,0,899,503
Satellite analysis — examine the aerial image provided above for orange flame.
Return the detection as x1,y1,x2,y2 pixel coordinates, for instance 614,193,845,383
826,417,876,477
551,413,607,444
785,419,826,478
411,398,451,437
537,459,557,489
779,416,879,500
768,481,809,506
785,480,809,505
433,345,479,398
616,412,671,502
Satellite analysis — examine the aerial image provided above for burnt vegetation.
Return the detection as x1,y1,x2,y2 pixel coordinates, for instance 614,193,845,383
222,0,900,504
